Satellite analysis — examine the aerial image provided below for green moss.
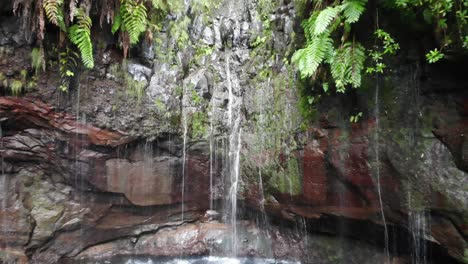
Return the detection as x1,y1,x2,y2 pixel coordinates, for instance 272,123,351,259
109,62,147,100
154,98,166,112
10,79,23,95
124,75,146,99
463,248,468,263
268,157,302,195
191,111,208,138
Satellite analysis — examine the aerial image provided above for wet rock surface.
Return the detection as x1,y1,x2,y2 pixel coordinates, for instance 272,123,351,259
0,0,467,263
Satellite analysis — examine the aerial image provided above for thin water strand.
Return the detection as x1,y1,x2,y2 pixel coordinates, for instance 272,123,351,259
181,111,188,221
209,95,215,210
374,78,390,263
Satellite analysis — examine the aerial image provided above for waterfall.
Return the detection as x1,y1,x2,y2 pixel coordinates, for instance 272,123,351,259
257,78,269,233
209,95,215,210
74,83,85,244
225,53,242,256
409,211,428,264
374,77,390,263
0,122,5,247
407,186,428,264
181,106,188,221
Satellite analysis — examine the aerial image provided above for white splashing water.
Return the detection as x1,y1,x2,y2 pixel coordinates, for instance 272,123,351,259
225,53,242,256
407,187,428,264
374,78,390,263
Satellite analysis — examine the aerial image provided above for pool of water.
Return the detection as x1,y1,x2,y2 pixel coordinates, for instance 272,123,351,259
119,256,300,264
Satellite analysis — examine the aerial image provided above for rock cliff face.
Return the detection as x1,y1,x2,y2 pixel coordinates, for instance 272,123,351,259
0,0,467,263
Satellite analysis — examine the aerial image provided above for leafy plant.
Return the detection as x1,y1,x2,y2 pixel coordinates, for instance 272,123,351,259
330,41,366,92
31,47,46,75
350,112,363,123
191,112,208,138
68,8,94,68
426,48,445,63
58,47,80,91
43,0,66,31
393,0,468,62
10,79,24,96
367,29,399,74
120,0,148,44
292,0,368,93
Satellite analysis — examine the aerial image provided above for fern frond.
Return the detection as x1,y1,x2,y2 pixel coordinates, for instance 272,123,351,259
342,0,367,24
112,12,122,34
330,42,366,91
69,8,94,68
301,12,319,42
348,43,366,88
314,6,340,35
292,34,334,79
43,0,64,27
330,46,349,90
31,47,46,75
121,0,148,44
151,0,169,11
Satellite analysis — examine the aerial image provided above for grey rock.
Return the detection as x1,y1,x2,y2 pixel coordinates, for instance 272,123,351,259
201,27,215,46
127,62,152,82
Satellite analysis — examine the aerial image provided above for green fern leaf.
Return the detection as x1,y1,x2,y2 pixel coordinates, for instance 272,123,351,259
121,0,148,44
292,34,334,78
151,0,169,11
342,0,367,24
348,43,366,88
301,12,319,42
69,8,94,69
43,0,64,27
314,6,340,35
330,42,366,90
112,12,122,34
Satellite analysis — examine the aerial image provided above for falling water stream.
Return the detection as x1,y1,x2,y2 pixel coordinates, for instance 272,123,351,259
181,110,188,221
407,184,429,264
374,77,390,263
225,53,243,256
0,123,5,246
209,90,215,210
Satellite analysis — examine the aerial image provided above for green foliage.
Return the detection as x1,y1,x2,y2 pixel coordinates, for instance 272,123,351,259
168,16,191,50
125,75,147,99
191,112,208,138
393,0,468,61
58,48,80,91
463,248,468,263
342,0,367,23
31,48,46,75
120,0,148,45
68,8,94,68
367,29,399,74
426,48,445,63
314,6,341,35
109,62,147,99
191,89,203,105
350,112,363,123
330,42,366,92
10,79,23,96
191,0,220,13
292,34,334,79
292,0,369,93
43,0,66,31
